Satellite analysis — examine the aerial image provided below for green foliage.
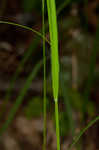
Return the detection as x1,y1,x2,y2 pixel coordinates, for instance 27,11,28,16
0,21,48,121
0,21,49,44
22,0,40,12
0,1,99,150
60,73,75,137
87,101,95,117
70,89,83,111
68,116,99,150
70,89,95,117
46,0,59,102
83,24,99,115
59,112,70,136
0,60,43,136
24,97,43,119
46,0,60,150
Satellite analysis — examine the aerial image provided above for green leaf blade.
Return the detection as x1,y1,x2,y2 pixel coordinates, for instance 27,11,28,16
46,0,59,101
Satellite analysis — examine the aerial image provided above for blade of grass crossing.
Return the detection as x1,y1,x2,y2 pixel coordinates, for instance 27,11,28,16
46,0,60,150
42,0,47,150
0,21,50,44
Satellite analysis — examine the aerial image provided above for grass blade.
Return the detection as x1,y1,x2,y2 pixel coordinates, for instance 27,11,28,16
46,0,59,101
46,0,60,150
68,116,99,150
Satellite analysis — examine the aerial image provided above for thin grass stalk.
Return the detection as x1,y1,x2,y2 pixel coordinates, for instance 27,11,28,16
0,21,50,44
46,0,60,150
55,101,60,150
42,0,47,150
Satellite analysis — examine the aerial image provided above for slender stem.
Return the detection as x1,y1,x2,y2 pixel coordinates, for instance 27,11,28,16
55,100,60,150
0,21,50,45
42,0,47,150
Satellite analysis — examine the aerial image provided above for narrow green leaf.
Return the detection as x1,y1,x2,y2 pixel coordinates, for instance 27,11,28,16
46,0,59,101
68,116,99,150
46,1,60,150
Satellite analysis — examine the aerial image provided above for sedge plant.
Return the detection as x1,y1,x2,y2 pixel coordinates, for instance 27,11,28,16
0,0,72,148
0,0,72,120
0,21,49,120
0,21,49,134
0,1,99,150
0,1,60,149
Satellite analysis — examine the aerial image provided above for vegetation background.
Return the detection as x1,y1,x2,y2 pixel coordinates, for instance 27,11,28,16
0,0,99,150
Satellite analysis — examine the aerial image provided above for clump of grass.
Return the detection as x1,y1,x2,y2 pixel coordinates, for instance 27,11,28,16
0,0,72,147
0,1,99,150
0,21,49,121
46,0,60,150
0,22,48,135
